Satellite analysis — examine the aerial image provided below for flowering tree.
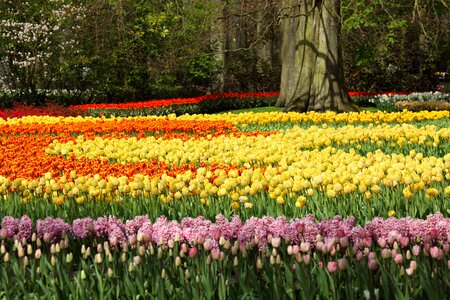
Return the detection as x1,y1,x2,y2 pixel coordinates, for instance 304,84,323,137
0,0,85,105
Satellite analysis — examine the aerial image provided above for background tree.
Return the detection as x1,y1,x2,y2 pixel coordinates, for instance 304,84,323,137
342,0,450,92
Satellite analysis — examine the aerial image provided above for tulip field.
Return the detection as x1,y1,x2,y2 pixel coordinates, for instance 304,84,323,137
1,95,450,299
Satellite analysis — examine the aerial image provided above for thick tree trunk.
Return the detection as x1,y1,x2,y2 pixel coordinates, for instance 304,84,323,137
276,0,359,112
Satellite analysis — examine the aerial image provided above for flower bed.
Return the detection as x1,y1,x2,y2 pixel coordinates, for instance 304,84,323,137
1,104,450,298
1,213,449,298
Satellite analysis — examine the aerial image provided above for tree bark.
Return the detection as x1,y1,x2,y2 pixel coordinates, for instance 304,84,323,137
276,0,359,112
256,6,274,72
211,0,225,93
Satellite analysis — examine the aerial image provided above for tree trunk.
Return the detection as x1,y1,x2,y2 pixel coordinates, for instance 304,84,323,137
276,0,359,112
256,7,274,72
211,0,225,93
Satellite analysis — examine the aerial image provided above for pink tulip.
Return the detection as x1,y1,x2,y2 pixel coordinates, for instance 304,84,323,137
394,253,403,265
327,261,337,273
430,246,440,259
188,247,198,258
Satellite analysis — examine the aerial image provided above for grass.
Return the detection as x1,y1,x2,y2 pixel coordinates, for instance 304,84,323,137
218,106,378,114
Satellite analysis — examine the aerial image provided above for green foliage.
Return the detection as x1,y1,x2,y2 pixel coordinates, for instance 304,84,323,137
342,0,450,92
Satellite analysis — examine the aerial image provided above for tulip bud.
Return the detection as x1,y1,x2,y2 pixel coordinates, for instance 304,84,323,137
185,269,190,279
327,261,337,273
85,247,91,257
300,242,310,253
206,255,212,265
368,259,378,270
356,251,363,261
134,256,141,266
271,237,281,248
108,268,114,278
338,258,348,270
211,249,220,260
121,252,127,263
32,233,37,242
231,245,238,256
188,247,198,258
103,241,110,252
137,245,145,257
270,255,275,265
394,253,403,265
23,256,29,267
66,253,73,264
295,253,303,263
412,245,421,256
43,233,51,243
276,255,281,265
256,257,263,269
17,244,24,258
287,245,293,255
97,244,103,254
0,245,5,254
173,256,181,267
410,260,417,270
381,249,391,259
128,262,135,272
272,248,277,257
161,269,166,279
137,232,144,243
303,254,311,265
399,236,409,248
27,244,33,256
377,238,386,248
430,246,440,259
95,253,103,264
3,252,9,263
36,238,42,248
51,255,57,266
55,244,61,253
157,247,163,259
35,249,42,260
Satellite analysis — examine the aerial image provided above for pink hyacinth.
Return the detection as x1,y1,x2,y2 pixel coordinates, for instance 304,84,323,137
36,217,70,243
72,217,94,239
1,216,19,239
17,216,33,242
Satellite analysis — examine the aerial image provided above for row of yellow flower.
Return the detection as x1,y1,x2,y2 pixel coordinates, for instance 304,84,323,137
1,109,449,127
46,123,449,166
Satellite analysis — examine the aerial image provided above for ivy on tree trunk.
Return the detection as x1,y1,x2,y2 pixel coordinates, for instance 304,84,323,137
277,0,359,112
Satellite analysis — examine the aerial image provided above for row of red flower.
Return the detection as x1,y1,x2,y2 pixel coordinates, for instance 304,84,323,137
0,91,410,119
69,92,280,111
